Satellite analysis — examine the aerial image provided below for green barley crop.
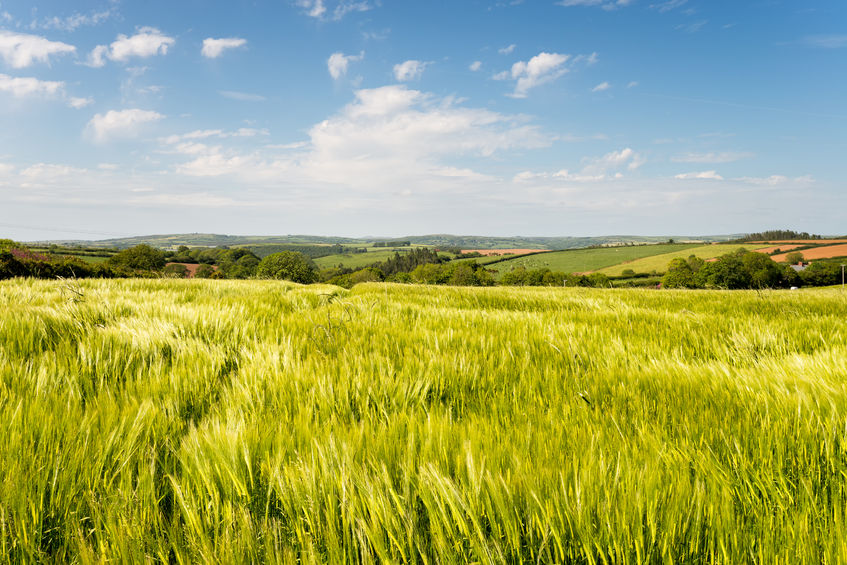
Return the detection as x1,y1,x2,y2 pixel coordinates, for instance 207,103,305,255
1,278,846,563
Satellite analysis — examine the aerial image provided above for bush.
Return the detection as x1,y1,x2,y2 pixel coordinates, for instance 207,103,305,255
256,251,317,283
107,245,166,271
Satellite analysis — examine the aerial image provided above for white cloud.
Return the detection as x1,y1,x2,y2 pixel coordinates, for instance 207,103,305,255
296,0,373,21
799,35,847,49
327,51,364,79
507,52,569,98
469,61,482,72
20,163,87,179
0,73,63,97
87,27,174,67
37,9,113,31
160,128,269,145
68,96,93,109
173,85,550,189
556,0,634,10
520,147,644,184
498,44,516,55
87,109,165,143
219,90,266,101
627,81,639,88
592,81,611,92
671,151,754,163
674,170,723,180
0,31,75,68
393,60,428,81
734,175,813,186
332,1,372,20
201,37,247,58
649,0,687,12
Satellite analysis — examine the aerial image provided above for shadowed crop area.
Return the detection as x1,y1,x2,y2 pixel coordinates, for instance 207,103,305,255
1,279,846,563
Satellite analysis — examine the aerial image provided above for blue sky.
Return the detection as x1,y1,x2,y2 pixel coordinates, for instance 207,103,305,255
0,0,844,240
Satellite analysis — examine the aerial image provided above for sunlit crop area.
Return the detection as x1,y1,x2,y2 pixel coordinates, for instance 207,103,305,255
1,279,846,562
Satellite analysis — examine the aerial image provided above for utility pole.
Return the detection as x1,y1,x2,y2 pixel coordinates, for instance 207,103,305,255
842,264,845,290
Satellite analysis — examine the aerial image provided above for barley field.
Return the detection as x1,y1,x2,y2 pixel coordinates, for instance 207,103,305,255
1,278,846,563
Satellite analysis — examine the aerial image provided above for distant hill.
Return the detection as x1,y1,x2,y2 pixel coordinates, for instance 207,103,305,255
37,232,740,250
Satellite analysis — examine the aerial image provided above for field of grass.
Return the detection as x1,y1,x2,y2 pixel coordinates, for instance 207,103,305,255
2,278,846,561
597,244,761,276
314,247,424,270
488,243,699,276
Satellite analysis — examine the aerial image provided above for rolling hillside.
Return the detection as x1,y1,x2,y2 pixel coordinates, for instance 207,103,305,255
488,243,699,276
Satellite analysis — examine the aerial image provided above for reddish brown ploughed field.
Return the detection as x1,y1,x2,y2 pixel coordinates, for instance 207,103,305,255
462,249,548,256
771,244,847,262
754,244,806,255
165,263,218,278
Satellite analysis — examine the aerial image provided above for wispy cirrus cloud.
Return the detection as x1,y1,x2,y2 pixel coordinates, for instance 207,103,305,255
33,8,114,32
671,151,754,163
219,90,266,102
295,0,373,21
797,35,847,49
556,0,633,11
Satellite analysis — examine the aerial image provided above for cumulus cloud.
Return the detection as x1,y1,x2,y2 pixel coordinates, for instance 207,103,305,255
87,28,174,67
0,73,63,97
674,170,724,180
469,61,482,72
327,51,364,79
393,60,428,81
0,31,75,68
592,81,611,92
87,109,164,142
68,96,93,109
173,85,551,190
498,44,516,55
504,52,570,98
519,147,645,183
0,73,92,108
201,37,247,58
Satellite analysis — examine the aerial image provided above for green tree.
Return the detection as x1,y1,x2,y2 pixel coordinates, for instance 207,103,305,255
784,252,804,265
350,267,384,284
256,251,317,283
106,244,166,271
194,264,216,279
662,257,698,289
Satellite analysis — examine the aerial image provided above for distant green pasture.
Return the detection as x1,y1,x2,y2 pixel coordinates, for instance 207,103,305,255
489,244,699,276
598,244,761,275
